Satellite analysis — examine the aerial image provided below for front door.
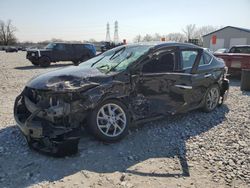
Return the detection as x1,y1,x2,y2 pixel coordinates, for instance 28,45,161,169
132,47,203,118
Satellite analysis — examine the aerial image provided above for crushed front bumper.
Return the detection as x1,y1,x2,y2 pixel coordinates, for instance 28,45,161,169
14,93,82,157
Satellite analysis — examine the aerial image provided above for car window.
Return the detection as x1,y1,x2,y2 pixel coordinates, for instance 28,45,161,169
199,52,212,66
229,47,250,54
142,51,176,73
55,44,66,51
181,50,198,70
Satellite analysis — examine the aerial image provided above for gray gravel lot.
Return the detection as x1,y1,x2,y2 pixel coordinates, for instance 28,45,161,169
0,51,249,188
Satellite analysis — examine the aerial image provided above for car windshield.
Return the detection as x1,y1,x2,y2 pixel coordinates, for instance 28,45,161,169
45,43,56,49
79,45,153,73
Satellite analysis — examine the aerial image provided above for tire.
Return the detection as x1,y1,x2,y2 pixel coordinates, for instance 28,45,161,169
80,55,90,63
31,61,39,66
72,60,80,66
202,84,220,112
39,56,51,67
88,100,130,142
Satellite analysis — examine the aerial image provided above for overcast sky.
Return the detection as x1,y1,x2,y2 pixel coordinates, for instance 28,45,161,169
0,0,250,42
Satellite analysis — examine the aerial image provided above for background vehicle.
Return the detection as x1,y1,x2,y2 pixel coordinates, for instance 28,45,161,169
5,47,18,52
14,42,229,156
26,42,96,67
214,45,250,74
214,48,228,54
203,48,213,53
100,41,123,52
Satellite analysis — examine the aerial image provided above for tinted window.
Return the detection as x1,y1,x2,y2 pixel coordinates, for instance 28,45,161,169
181,50,198,69
55,44,66,51
229,47,250,54
142,52,175,73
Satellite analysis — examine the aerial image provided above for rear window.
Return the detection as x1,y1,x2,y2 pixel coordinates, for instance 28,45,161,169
229,47,250,54
181,50,198,69
199,52,212,66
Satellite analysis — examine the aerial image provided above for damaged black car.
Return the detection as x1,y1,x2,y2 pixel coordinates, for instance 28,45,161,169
14,42,229,156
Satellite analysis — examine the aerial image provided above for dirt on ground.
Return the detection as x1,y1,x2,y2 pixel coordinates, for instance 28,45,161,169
0,51,249,188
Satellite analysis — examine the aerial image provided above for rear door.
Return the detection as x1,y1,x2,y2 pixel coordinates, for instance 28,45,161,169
53,43,68,61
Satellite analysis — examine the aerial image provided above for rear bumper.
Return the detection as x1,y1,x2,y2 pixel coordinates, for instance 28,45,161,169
219,78,229,104
14,93,81,157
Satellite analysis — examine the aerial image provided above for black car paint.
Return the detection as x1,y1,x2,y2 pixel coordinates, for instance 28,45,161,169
14,42,229,156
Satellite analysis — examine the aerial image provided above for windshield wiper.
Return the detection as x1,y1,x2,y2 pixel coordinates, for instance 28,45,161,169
91,56,105,67
109,47,126,60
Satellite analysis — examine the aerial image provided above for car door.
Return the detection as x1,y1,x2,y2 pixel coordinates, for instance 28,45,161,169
180,48,214,110
53,43,68,61
132,46,203,118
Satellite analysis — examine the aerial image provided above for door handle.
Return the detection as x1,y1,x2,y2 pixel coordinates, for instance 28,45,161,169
204,73,212,78
174,85,192,89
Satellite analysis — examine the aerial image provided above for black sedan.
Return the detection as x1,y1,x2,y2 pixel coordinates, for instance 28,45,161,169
14,42,229,156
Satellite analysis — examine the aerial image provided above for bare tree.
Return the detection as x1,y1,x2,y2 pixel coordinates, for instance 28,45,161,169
194,25,219,44
142,34,153,42
0,20,17,45
88,38,96,43
152,33,162,41
182,24,196,41
133,35,142,43
167,33,185,42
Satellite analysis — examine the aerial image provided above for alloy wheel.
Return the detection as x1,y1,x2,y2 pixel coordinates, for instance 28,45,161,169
96,103,127,137
206,87,219,110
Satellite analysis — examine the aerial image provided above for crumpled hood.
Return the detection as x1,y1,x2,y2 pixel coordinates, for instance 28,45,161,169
26,66,115,92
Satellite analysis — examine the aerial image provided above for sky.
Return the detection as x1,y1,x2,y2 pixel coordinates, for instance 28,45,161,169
0,0,250,42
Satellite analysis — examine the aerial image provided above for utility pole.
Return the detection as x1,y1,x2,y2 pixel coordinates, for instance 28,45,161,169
105,22,111,42
114,21,119,44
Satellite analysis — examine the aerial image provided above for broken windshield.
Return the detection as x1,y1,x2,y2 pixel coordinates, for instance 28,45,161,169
80,45,153,73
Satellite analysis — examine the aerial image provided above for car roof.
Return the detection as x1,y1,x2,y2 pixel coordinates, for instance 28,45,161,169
53,42,93,45
127,42,201,49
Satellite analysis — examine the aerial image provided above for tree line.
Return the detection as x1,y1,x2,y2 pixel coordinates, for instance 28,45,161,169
0,19,222,46
133,24,222,45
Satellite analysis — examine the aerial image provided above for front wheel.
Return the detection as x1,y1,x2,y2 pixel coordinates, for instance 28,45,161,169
88,100,130,142
202,84,220,112
31,61,39,66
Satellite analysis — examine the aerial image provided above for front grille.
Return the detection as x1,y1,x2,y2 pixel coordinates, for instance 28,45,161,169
23,87,41,104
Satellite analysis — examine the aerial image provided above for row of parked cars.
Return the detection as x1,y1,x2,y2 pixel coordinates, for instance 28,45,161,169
0,46,26,52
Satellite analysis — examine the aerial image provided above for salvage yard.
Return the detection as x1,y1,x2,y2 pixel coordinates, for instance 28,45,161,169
0,51,249,188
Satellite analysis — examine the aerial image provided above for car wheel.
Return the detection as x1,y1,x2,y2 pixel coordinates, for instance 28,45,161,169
72,60,80,66
202,84,220,112
39,56,51,67
80,55,90,63
31,61,39,66
88,100,130,142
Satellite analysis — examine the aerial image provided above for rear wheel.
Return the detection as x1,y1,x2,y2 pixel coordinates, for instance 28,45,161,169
202,84,220,112
39,56,51,67
88,100,130,142
31,61,39,66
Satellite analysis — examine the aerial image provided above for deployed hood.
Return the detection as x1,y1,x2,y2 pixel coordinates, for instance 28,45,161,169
26,66,115,92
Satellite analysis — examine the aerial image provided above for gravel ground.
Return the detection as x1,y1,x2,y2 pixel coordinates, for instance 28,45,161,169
0,51,249,188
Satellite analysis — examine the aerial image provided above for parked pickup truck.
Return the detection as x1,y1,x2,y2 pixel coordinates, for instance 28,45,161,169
214,45,250,74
